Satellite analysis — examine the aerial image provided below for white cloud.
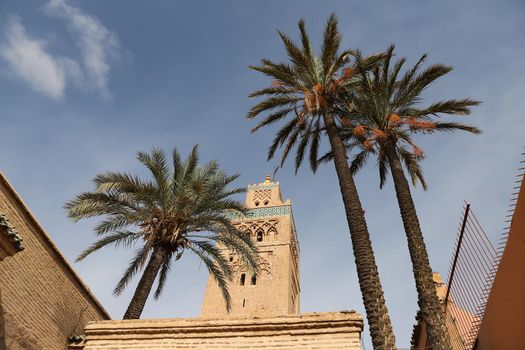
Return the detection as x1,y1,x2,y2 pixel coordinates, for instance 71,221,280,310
0,0,121,100
0,16,66,99
44,0,121,98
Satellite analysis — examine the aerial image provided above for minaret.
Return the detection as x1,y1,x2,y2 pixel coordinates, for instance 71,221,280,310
200,176,300,318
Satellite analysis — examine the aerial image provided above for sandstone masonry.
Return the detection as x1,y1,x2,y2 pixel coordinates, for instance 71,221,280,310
81,312,362,349
0,171,109,350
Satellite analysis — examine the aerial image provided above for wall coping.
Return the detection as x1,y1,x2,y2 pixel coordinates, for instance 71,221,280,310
84,311,363,339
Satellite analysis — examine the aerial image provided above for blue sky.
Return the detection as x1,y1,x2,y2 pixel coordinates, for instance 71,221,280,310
1,0,524,348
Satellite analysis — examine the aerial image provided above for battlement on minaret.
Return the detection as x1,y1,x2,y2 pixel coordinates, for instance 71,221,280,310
245,175,290,208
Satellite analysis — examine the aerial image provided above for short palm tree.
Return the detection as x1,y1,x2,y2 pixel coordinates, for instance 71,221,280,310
247,15,397,349
327,46,481,350
65,146,258,319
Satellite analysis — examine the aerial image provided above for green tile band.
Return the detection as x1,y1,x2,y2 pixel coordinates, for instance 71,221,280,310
226,205,291,220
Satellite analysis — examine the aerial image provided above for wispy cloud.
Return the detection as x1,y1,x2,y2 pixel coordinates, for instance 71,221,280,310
0,16,67,99
44,0,121,98
0,0,121,100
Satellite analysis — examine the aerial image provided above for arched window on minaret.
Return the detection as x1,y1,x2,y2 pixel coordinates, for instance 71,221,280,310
240,273,246,286
251,274,257,285
256,230,263,242
267,227,277,240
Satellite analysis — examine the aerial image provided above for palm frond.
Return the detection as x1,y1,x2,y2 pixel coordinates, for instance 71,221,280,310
398,147,427,190
187,242,232,311
249,61,298,87
309,123,321,173
171,147,183,194
248,86,298,98
94,216,133,236
394,64,453,108
432,122,482,134
378,150,390,189
279,123,301,167
298,19,315,76
251,108,294,133
267,117,298,160
247,96,301,120
277,29,310,73
65,192,138,221
321,14,340,79
153,253,173,300
113,245,150,296
93,172,156,197
294,130,310,173
409,99,481,117
350,150,370,174
76,230,140,262
181,145,200,186
137,149,170,198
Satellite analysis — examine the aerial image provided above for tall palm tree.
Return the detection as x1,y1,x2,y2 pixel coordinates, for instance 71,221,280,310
247,15,397,349
65,146,258,319
325,46,481,350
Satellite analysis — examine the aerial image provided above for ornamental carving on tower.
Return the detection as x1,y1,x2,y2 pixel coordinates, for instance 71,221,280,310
231,255,272,275
235,219,279,241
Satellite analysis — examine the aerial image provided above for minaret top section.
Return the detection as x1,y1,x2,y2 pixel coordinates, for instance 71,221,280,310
245,176,291,209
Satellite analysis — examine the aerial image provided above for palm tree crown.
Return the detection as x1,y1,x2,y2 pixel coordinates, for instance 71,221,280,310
248,14,383,172
334,45,481,186
65,146,258,318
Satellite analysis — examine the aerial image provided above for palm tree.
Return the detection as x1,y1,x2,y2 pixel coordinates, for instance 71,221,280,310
247,15,397,349
65,146,258,319
326,46,481,350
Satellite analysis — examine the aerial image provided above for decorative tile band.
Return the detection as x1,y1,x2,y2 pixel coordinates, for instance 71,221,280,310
0,213,24,251
226,205,291,220
247,183,279,190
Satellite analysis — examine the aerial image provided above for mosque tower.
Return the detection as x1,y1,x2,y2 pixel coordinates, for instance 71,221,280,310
200,175,300,318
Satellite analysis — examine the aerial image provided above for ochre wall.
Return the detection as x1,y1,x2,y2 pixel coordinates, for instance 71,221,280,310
81,312,363,350
0,173,108,350
476,176,525,350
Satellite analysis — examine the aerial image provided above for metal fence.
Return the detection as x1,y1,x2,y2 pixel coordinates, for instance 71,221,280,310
443,203,499,350
444,150,525,350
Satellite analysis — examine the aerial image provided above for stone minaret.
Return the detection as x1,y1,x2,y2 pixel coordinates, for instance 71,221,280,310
200,176,300,318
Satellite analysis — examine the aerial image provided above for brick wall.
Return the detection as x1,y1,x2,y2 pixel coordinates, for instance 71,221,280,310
0,173,109,350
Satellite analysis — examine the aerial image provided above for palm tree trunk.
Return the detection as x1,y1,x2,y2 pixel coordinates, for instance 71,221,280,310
123,246,168,319
323,113,397,350
385,147,451,350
